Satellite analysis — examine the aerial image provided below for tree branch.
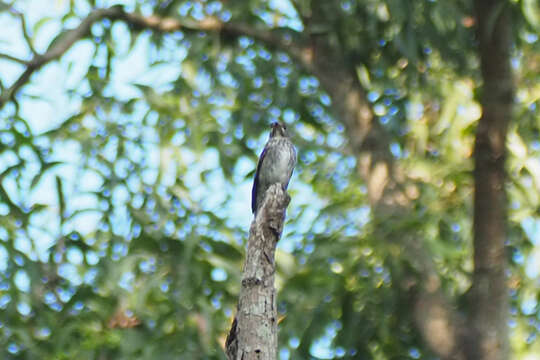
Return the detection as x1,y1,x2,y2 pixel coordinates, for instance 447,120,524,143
9,7,38,55
0,6,311,110
0,53,28,65
226,184,290,360
109,9,313,71
0,7,115,107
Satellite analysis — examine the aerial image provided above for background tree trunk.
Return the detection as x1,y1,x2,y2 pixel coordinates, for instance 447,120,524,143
301,7,466,359
469,0,513,359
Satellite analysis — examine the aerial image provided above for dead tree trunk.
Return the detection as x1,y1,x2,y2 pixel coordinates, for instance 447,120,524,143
226,184,291,360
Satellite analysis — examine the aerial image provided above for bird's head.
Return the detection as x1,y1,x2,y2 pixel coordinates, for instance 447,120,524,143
270,122,288,138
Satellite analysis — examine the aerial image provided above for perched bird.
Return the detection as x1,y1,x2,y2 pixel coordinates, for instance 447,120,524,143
252,122,297,214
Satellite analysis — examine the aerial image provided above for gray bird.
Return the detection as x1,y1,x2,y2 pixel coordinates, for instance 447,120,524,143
252,122,297,214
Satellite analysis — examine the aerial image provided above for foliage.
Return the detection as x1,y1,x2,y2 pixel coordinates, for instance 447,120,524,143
0,0,538,359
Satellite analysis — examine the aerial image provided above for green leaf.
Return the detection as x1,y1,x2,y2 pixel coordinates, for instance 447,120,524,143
56,175,65,223
33,16,54,35
522,0,540,29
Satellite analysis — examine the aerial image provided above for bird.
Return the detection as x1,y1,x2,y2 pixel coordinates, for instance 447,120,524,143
251,122,297,214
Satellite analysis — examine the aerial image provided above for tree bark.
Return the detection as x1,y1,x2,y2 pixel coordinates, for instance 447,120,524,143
226,184,290,360
469,1,513,359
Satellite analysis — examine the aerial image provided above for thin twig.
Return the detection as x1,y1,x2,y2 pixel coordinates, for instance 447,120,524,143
9,7,39,55
0,53,28,64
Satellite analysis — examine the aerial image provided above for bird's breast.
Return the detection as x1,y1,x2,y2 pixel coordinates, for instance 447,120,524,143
260,140,295,185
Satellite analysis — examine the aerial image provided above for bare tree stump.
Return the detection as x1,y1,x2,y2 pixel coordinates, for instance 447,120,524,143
226,184,290,360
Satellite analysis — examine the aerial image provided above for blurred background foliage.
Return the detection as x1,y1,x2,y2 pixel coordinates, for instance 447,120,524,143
0,0,539,359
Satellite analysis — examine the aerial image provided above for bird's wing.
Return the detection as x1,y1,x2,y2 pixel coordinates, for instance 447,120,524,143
251,146,268,213
288,144,297,179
